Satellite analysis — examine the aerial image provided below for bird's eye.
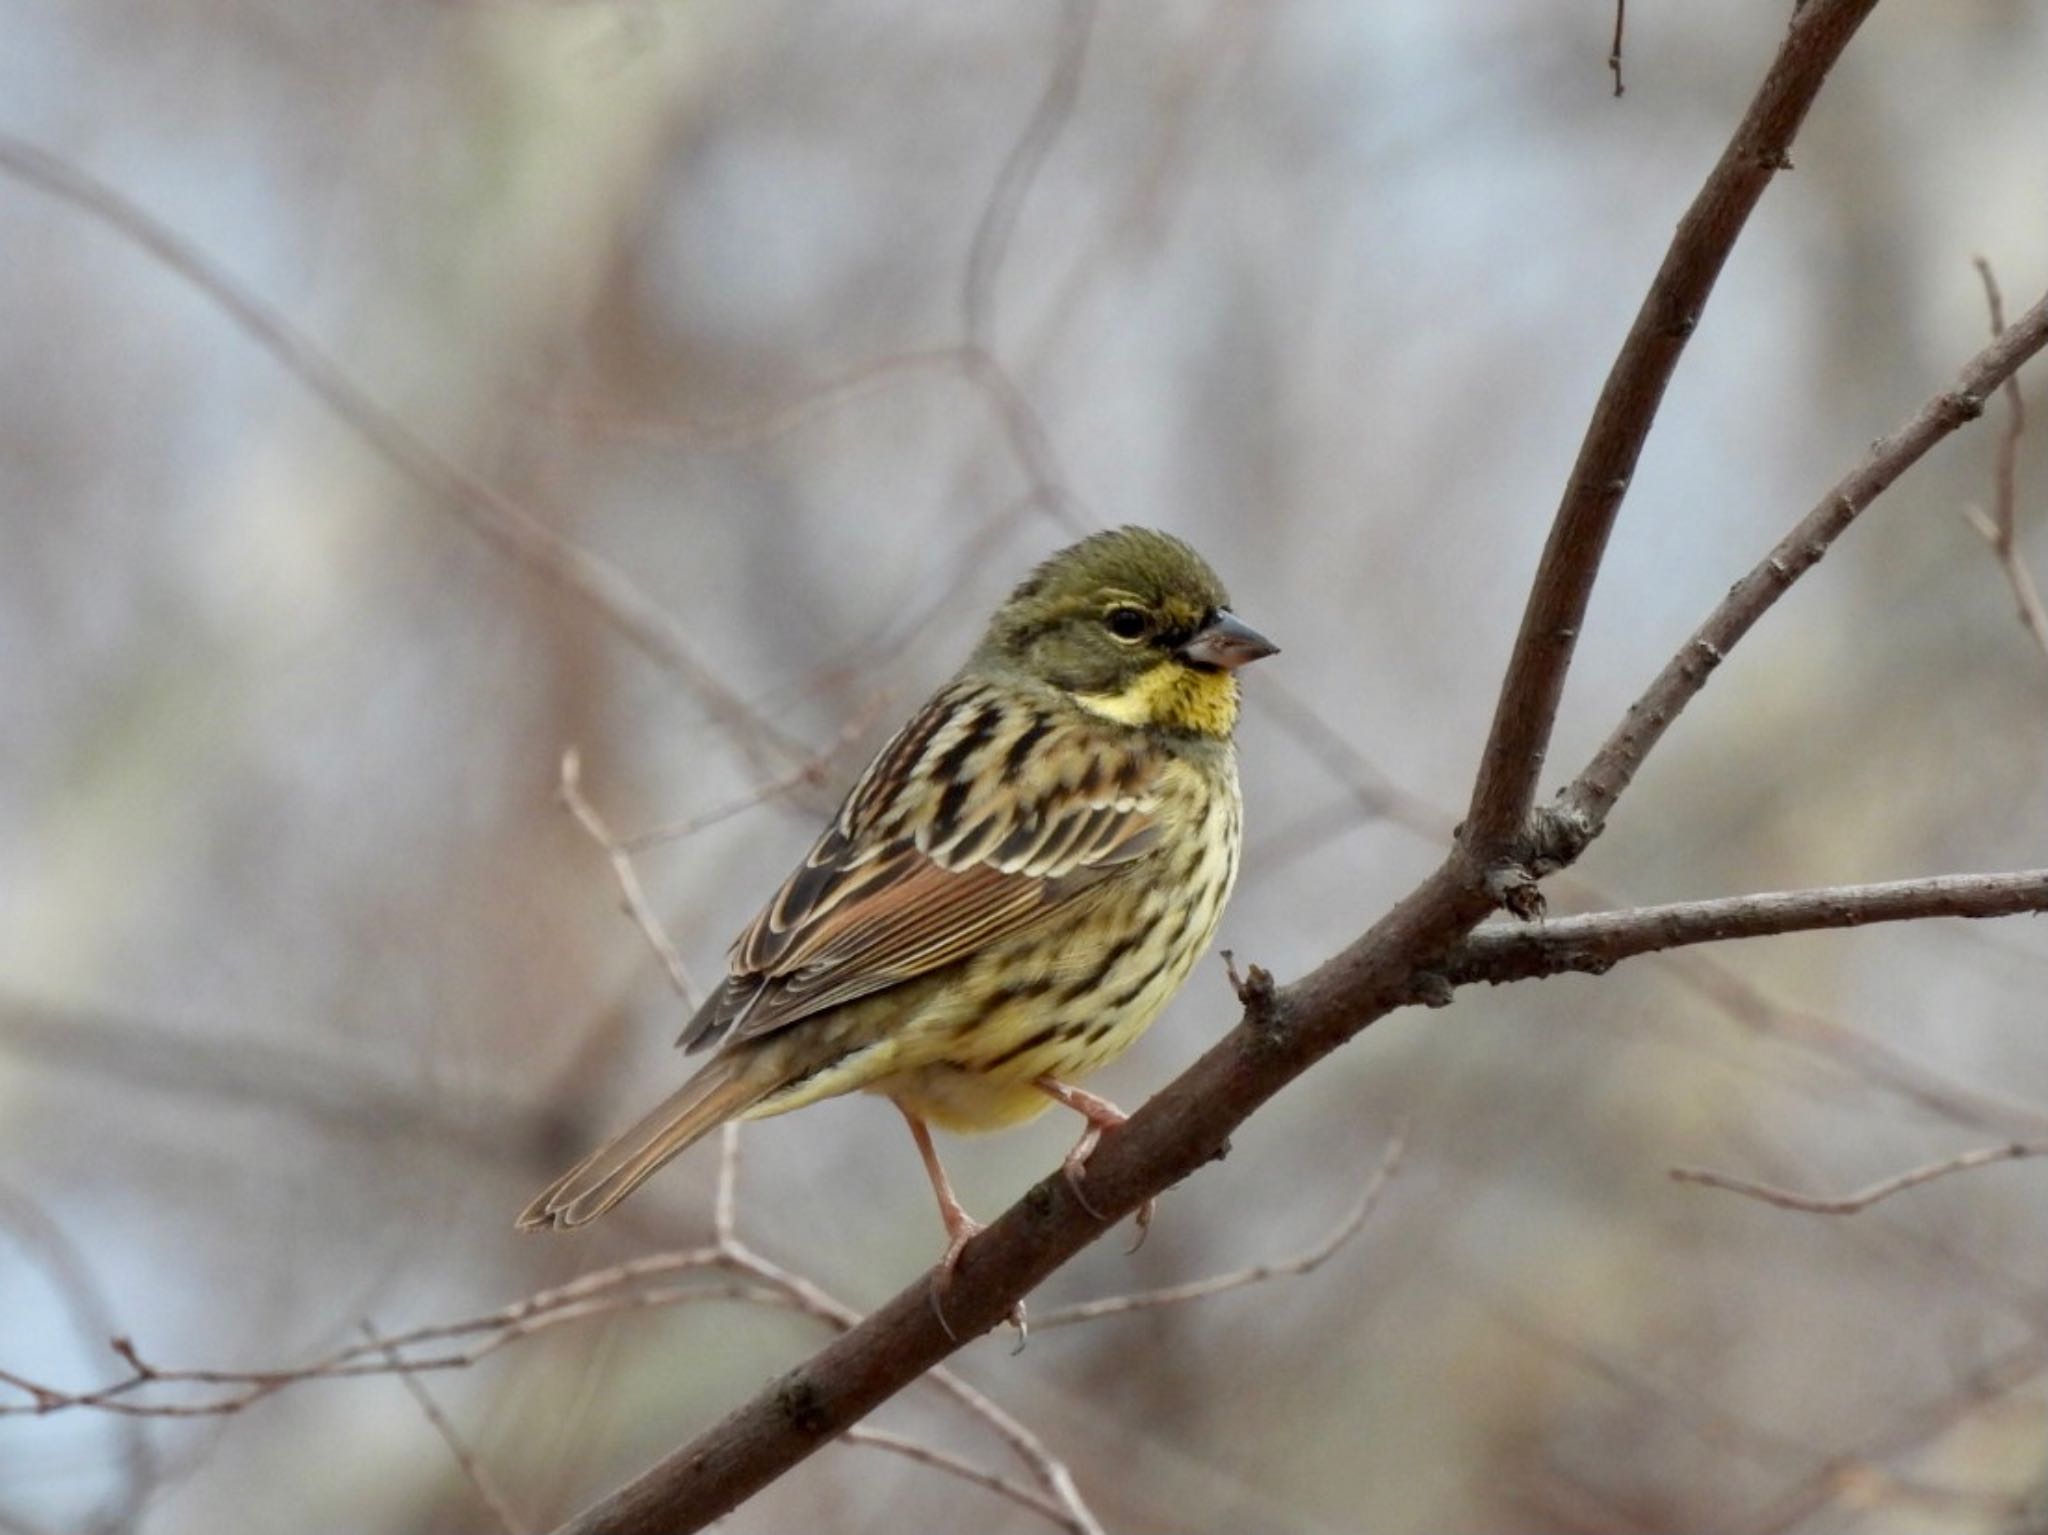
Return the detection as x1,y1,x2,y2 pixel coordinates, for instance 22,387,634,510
1105,607,1150,642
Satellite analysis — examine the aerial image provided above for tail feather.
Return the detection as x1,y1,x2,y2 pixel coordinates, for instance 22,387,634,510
517,1059,767,1231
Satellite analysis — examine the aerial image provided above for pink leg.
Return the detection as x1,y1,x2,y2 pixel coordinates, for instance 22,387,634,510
893,1101,1025,1337
895,1100,981,1277
1036,1077,1156,1245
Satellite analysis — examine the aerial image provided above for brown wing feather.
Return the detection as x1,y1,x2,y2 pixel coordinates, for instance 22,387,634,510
679,680,1159,1053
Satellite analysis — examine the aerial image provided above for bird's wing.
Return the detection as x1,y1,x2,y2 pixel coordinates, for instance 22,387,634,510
680,681,1161,1052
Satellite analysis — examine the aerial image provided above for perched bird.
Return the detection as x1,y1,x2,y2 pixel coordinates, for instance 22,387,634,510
518,526,1276,1278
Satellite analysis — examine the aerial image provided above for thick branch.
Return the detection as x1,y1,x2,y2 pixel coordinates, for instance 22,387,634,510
1560,284,2048,837
550,859,1492,1535
1440,869,2048,988
1463,0,1880,862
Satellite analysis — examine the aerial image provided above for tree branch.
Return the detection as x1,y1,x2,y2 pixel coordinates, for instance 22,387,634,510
1559,283,2048,840
1439,869,2048,989
1463,0,1880,869
1669,1141,2048,1216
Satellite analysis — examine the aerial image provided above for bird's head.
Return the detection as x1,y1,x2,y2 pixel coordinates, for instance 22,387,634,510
975,526,1278,739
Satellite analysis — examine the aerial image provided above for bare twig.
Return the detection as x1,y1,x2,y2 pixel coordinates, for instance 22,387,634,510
0,1159,1108,1533
1440,869,2048,988
1609,0,1627,97
1559,282,2048,840
840,1428,1083,1533
558,749,700,1009
365,1322,528,1534
1463,0,1881,867
0,135,812,782
1670,1140,2048,1215
1962,256,2048,665
1035,1129,1405,1328
0,1186,157,1533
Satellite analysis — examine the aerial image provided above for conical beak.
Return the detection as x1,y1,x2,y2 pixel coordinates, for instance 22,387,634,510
1177,611,1279,671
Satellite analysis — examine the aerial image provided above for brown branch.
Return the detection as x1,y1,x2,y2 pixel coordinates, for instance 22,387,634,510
1669,1140,2048,1215
1962,256,2048,666
1560,282,2048,842
1439,869,2048,988
0,135,812,783
1463,0,1880,868
0,1123,1109,1532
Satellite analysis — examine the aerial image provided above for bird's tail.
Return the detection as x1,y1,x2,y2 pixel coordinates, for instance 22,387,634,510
516,1058,767,1231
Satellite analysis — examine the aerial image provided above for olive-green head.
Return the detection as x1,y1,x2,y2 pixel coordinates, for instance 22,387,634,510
974,526,1277,738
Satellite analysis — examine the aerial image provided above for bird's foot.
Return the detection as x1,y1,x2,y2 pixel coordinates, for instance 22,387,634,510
926,1209,1027,1341
1037,1077,1156,1246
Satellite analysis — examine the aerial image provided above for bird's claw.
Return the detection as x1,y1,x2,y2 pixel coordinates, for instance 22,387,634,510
926,1218,1027,1343
1126,1196,1157,1253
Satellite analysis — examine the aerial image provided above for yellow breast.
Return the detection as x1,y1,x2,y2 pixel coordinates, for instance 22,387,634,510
877,750,1243,1132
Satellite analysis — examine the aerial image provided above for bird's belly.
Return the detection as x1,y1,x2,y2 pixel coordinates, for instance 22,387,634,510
876,822,1239,1134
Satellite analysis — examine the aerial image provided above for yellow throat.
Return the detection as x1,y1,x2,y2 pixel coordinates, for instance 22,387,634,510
1074,661,1239,738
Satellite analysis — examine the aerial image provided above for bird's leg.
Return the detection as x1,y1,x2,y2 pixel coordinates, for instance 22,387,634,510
1034,1076,1156,1245
896,1101,982,1275
893,1101,1025,1338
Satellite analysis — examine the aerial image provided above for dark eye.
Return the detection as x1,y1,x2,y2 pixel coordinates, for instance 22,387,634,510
1105,607,1150,641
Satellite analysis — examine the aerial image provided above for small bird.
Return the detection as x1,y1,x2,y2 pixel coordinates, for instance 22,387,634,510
518,526,1276,1278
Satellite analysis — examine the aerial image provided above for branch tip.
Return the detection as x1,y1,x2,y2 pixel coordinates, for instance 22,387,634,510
1222,950,1279,1027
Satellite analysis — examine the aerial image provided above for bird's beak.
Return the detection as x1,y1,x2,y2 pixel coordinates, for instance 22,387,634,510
1177,611,1279,671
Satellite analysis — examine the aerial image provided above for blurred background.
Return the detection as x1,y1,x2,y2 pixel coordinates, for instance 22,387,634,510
4,2,2048,1531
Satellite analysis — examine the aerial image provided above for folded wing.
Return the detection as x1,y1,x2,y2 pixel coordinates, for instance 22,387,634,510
680,681,1159,1052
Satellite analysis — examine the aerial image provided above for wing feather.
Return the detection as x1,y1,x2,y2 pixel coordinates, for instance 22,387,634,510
679,681,1160,1053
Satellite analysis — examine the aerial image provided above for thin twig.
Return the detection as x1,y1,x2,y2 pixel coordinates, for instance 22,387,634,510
0,1197,1107,1532
1609,0,1627,97
1440,868,2048,988
1560,283,2048,839
1035,1129,1405,1328
0,135,811,782
1962,256,2048,665
0,1186,158,1531
1670,1140,2048,1215
841,1429,1083,1533
365,1322,527,1534
558,749,700,1008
